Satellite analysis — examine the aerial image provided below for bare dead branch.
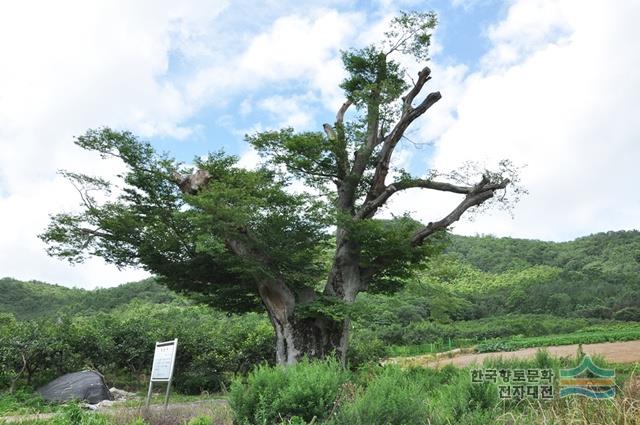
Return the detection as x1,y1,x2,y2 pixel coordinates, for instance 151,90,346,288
69,180,95,211
365,90,441,202
356,179,476,219
323,124,337,141
410,177,509,246
358,175,509,283
171,169,211,195
324,100,353,182
78,227,112,238
336,100,352,124
402,66,432,114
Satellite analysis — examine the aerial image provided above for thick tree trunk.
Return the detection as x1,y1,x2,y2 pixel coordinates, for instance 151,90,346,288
268,313,348,365
259,280,350,365
256,223,365,366
9,377,18,394
9,353,27,393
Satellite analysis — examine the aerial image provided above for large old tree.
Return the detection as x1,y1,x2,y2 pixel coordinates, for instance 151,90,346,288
42,12,519,365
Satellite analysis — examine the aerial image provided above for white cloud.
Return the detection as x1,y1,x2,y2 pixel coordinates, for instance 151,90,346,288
258,94,316,129
237,148,262,170
4,0,637,290
0,174,149,288
239,98,253,116
187,9,363,114
0,2,368,288
481,0,573,68
0,0,228,288
388,0,640,241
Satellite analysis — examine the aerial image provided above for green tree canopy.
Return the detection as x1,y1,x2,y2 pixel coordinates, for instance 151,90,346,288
41,11,519,364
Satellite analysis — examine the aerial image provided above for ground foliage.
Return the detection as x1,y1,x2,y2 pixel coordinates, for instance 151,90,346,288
1,230,639,393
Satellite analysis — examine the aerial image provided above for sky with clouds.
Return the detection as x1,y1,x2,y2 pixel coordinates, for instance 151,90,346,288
1,0,638,288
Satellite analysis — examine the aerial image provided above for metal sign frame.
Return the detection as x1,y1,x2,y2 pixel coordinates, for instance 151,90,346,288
145,338,178,410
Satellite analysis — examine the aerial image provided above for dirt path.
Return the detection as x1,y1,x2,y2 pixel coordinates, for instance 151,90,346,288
0,399,230,424
418,340,640,368
0,412,56,423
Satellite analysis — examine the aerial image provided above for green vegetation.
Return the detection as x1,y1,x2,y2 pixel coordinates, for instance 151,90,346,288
0,390,55,416
346,230,640,361
5,353,639,425
40,8,522,365
1,5,636,423
0,302,273,393
50,404,110,425
330,367,433,425
230,358,350,424
476,323,640,353
2,230,640,394
0,278,178,320
1,230,639,423
229,354,640,424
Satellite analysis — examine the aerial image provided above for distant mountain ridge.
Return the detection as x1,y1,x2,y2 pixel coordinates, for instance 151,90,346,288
448,230,640,276
0,277,179,320
2,230,639,320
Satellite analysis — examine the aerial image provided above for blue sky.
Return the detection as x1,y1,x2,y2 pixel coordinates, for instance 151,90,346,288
151,0,508,167
1,0,639,288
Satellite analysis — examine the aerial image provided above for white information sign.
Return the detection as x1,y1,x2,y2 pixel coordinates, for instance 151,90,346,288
151,341,177,381
145,339,178,409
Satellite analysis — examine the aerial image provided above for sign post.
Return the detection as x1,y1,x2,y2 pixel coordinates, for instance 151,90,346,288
145,338,178,410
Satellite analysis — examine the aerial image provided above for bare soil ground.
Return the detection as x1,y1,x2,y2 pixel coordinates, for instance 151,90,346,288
101,399,232,425
0,399,232,424
393,340,640,368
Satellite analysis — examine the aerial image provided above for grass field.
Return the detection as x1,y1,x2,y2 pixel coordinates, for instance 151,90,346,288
386,322,640,357
476,325,640,353
4,324,640,424
3,351,639,424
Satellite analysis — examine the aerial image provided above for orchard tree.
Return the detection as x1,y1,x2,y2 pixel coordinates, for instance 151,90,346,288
41,12,521,365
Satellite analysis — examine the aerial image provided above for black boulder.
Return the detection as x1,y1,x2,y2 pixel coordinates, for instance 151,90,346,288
37,371,112,404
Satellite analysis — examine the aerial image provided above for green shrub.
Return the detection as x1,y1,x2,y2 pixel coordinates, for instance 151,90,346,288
427,373,498,425
186,415,213,425
51,404,110,425
474,322,640,353
613,307,640,322
229,358,350,425
348,329,387,368
331,366,430,425
127,418,149,425
0,390,53,415
279,417,308,425
575,305,613,319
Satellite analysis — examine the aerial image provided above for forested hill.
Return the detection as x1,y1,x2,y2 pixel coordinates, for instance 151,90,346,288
2,230,639,320
0,278,179,320
448,230,640,276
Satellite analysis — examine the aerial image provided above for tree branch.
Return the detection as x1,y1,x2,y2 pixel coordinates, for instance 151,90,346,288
402,66,432,114
78,227,112,239
356,178,476,219
410,176,509,246
358,175,509,283
326,101,352,182
336,100,352,124
365,85,441,204
171,170,211,195
287,163,339,180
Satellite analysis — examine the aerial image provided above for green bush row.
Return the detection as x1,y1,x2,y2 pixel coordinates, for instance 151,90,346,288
232,355,618,425
0,302,274,393
356,314,603,348
476,326,640,353
231,350,640,425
